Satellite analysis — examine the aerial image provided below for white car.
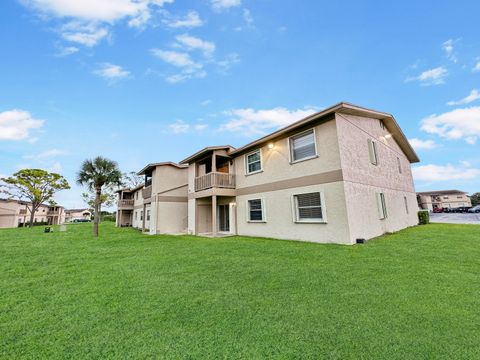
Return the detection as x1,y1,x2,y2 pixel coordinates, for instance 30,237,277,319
468,205,480,213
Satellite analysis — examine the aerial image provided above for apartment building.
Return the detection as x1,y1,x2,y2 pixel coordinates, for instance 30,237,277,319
0,199,65,228
65,209,92,222
116,102,420,244
417,190,472,211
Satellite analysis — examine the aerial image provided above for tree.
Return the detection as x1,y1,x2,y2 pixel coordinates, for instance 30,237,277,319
77,157,122,237
81,184,117,210
122,171,143,188
470,192,480,207
1,169,70,227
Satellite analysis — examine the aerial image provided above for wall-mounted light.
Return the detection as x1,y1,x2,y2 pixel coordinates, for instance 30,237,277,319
267,143,275,149
385,134,392,139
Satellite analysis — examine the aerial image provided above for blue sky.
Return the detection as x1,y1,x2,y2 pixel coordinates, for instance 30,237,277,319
1,0,480,208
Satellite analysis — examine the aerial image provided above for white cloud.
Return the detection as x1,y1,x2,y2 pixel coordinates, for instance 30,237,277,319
48,161,63,173
408,138,437,150
215,52,240,72
163,10,203,28
151,49,206,83
24,149,68,160
243,8,253,27
168,120,190,133
442,39,458,63
0,109,44,141
201,99,212,106
447,89,480,106
473,61,480,72
211,0,241,11
194,124,208,131
421,106,480,144
220,107,317,135
413,163,480,182
175,34,215,58
21,0,174,46
55,46,79,56
406,66,448,86
60,21,109,47
93,63,131,81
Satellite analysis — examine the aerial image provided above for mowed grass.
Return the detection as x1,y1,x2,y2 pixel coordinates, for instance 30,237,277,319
0,223,479,359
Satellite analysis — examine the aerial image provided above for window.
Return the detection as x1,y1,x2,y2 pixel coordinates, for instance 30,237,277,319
289,129,317,162
135,211,138,220
368,139,378,165
293,192,325,222
136,192,139,200
404,196,409,214
397,157,402,173
140,211,143,221
379,119,385,130
147,210,150,221
376,193,387,219
443,196,448,199
247,199,265,222
245,150,262,174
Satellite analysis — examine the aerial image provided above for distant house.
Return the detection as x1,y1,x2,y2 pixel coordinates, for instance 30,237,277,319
417,190,472,211
116,102,420,244
65,209,91,222
0,199,65,228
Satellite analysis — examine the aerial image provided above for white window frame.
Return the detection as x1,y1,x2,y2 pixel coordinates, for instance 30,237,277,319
376,193,388,220
244,149,263,175
291,191,327,223
246,198,266,222
140,210,143,221
368,139,379,165
288,128,318,164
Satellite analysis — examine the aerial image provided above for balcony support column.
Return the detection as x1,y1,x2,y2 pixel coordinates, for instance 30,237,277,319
212,153,216,172
212,195,217,237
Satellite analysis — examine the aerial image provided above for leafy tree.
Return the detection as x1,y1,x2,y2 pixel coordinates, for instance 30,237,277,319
470,192,480,207
81,184,117,209
122,171,143,188
77,157,122,237
1,169,70,227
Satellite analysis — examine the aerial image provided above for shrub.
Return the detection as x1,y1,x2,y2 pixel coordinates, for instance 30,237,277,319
102,215,116,222
418,210,430,225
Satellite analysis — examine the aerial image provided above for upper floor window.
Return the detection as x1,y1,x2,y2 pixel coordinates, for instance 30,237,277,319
245,150,262,174
368,139,378,165
397,157,402,173
293,192,325,223
136,192,139,200
247,199,265,222
289,129,317,162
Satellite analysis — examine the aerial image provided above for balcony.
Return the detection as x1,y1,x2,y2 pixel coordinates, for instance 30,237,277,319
19,209,27,215
194,172,235,192
47,210,61,215
117,199,134,209
142,185,152,200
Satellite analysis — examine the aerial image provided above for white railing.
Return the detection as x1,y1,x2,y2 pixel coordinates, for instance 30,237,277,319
194,172,235,192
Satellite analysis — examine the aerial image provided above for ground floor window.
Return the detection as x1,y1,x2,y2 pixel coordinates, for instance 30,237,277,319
147,210,150,221
376,193,388,219
404,196,409,214
140,211,143,221
293,192,325,222
247,199,264,222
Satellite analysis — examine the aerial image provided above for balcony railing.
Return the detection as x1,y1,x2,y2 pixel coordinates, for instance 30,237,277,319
118,199,134,209
194,172,235,192
19,209,27,215
142,186,152,199
47,210,61,215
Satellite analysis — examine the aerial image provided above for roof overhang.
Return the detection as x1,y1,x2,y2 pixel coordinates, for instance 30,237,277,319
179,145,235,165
137,162,187,175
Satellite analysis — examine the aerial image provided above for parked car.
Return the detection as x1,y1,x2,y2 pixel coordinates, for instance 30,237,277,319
432,207,443,213
453,206,472,213
468,205,480,213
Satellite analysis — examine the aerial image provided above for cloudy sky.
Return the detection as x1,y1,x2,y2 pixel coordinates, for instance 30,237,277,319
1,0,480,208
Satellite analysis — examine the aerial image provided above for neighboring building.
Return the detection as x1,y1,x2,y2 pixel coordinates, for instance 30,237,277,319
116,102,420,244
0,199,65,228
417,190,472,211
65,209,92,222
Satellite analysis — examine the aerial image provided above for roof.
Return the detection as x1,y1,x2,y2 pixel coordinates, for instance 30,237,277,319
115,183,145,193
137,162,187,175
66,208,90,213
179,145,235,165
228,102,420,163
0,198,63,208
417,190,467,196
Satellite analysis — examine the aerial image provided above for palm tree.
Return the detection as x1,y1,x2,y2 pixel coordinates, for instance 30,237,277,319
77,156,122,237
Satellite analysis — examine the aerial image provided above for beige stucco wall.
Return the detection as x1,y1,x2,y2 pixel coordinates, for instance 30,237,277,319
236,182,352,244
335,113,418,241
234,119,342,190
0,201,19,228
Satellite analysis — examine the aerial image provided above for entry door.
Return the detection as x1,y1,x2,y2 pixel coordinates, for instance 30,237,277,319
218,205,230,232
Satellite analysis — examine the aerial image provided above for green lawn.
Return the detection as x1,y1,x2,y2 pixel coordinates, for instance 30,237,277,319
0,223,479,359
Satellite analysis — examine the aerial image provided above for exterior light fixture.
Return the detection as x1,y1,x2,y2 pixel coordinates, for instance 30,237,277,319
385,134,392,139
267,143,274,149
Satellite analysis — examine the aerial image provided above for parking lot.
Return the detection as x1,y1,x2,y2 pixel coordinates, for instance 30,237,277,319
429,212,480,224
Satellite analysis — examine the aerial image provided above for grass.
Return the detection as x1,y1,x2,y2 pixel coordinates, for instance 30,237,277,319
0,222,479,359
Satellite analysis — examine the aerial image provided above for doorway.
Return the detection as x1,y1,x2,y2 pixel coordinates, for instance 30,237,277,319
218,204,230,232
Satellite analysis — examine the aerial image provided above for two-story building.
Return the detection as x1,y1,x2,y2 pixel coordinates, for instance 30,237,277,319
417,190,472,211
116,102,420,244
0,199,65,228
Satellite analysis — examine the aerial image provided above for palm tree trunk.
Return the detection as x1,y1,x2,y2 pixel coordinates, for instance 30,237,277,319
94,187,101,237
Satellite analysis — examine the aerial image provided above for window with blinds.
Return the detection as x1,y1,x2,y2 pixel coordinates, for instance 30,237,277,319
247,199,264,221
376,193,387,219
245,150,262,174
289,129,317,162
294,192,324,222
397,157,402,173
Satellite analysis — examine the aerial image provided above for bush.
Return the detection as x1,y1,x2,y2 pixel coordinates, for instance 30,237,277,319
102,215,116,222
418,210,430,225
